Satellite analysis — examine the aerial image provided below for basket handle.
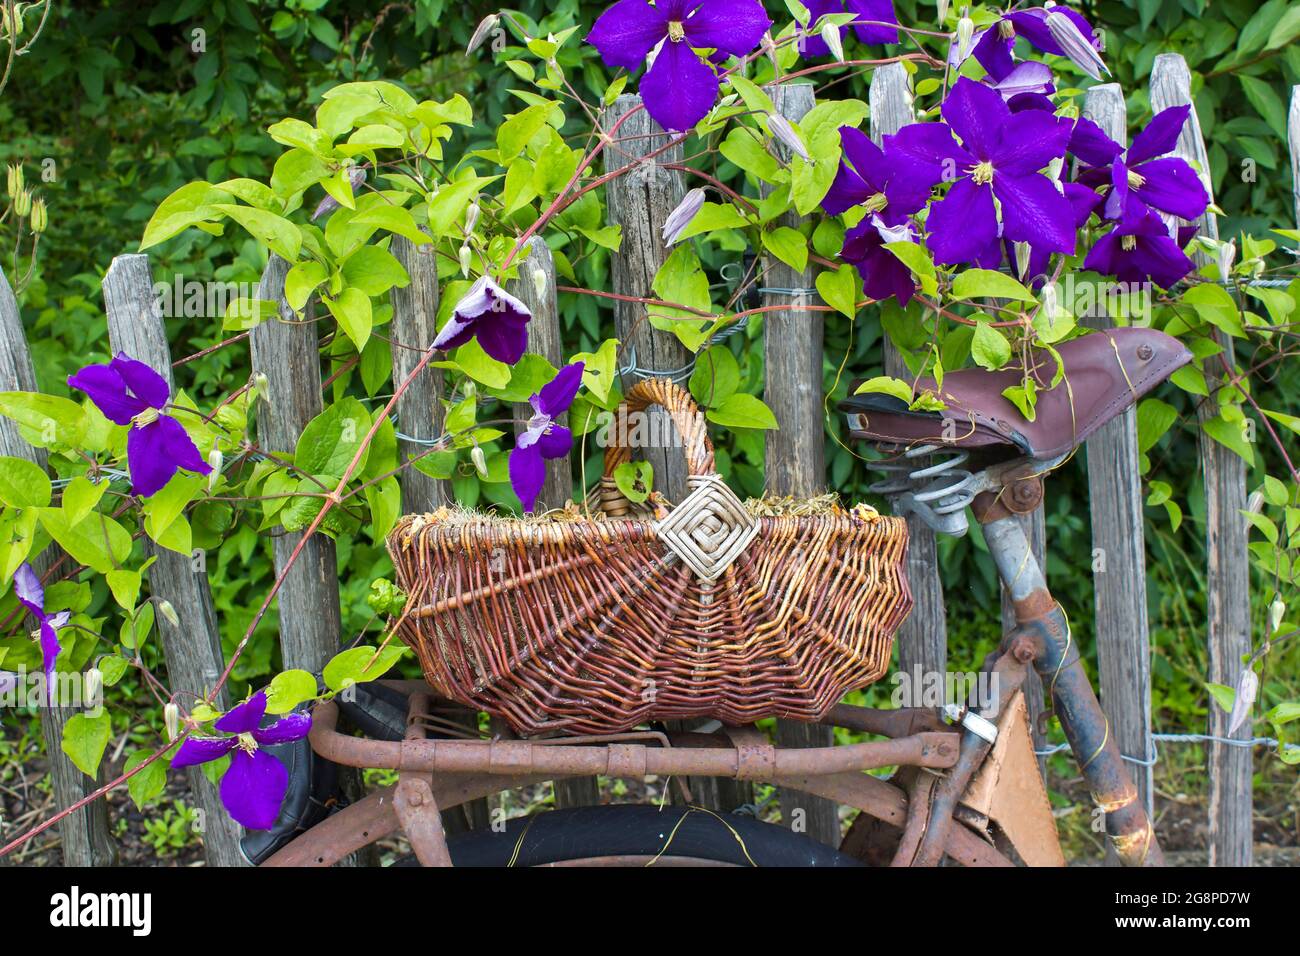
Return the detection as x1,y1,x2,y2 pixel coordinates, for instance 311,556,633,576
599,378,715,515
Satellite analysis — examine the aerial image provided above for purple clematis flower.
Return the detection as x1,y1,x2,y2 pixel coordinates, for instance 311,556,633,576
11,561,69,688
886,78,1074,265
171,690,312,830
67,354,211,499
1083,209,1195,290
509,361,584,513
587,0,772,132
1076,105,1209,225
433,276,533,366
964,6,1105,81
841,214,919,306
822,126,931,219
797,0,897,58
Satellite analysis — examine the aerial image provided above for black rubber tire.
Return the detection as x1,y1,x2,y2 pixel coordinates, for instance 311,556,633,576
395,804,862,867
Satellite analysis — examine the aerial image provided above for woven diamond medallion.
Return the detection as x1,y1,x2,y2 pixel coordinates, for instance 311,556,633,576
654,475,759,581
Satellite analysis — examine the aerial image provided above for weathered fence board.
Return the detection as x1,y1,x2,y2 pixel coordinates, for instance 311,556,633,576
389,235,489,832
1151,52,1252,868
1290,86,1300,226
251,257,344,674
0,266,116,866
763,81,841,848
507,237,600,810
869,63,950,687
102,253,245,867
390,236,449,513
599,94,744,813
1077,83,1156,830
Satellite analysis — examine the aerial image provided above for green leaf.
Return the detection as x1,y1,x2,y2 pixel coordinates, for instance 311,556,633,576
1136,399,1178,453
365,477,401,543
650,245,713,350
853,376,913,404
673,202,751,241
143,473,202,544
451,339,511,389
37,508,132,575
211,203,302,261
706,393,779,430
883,242,937,297
613,460,653,504
952,269,1036,302
971,322,1012,370
285,261,328,311
789,99,869,213
295,397,372,477
1182,283,1245,338
497,104,552,161
1205,681,1236,714
0,392,87,449
323,644,408,692
62,712,112,778
139,182,231,250
571,339,619,404
815,264,858,319
688,347,740,407
1002,381,1038,422
105,568,142,612
350,203,432,246
125,750,167,811
324,286,374,352
762,226,808,272
265,669,319,715
340,247,410,298
1201,408,1257,467
0,456,50,507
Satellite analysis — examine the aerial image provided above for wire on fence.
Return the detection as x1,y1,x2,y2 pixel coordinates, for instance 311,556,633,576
1036,731,1300,767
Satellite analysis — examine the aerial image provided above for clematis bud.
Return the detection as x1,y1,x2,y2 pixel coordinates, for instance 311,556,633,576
1041,281,1059,322
464,201,480,235
767,114,810,162
760,31,778,71
207,449,223,491
1270,597,1286,634
84,666,103,705
470,443,488,478
158,600,180,628
1045,6,1108,81
6,163,21,199
1217,239,1236,281
662,187,706,246
1014,242,1031,279
29,198,46,234
936,0,949,25
463,381,476,400
164,702,180,742
13,187,30,217
1226,668,1258,736
955,14,974,61
253,372,270,404
1246,490,1265,516
466,13,500,55
458,242,472,277
532,267,547,299
820,22,845,62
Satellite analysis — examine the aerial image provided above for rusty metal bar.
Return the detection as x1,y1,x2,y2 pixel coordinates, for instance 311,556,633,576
308,702,958,778
981,512,1164,866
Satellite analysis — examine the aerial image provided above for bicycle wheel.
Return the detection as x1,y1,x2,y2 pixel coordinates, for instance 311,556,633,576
395,805,863,867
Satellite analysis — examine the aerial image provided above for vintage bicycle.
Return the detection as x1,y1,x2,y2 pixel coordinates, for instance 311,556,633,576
252,324,1186,868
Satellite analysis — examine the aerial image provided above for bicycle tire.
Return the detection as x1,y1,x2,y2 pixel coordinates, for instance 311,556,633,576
393,804,863,867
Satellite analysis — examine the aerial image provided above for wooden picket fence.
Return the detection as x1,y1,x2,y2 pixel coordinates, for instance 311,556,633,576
0,53,1294,866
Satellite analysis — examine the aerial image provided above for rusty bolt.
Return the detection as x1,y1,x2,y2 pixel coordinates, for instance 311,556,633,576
1136,343,1154,361
1009,635,1038,664
407,789,423,807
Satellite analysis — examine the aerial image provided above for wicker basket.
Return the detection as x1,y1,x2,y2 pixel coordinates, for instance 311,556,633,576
387,378,912,736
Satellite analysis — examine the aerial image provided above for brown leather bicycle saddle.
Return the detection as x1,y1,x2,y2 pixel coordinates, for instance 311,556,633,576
840,328,1191,459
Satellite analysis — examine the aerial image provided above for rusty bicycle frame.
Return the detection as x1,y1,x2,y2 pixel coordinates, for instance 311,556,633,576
265,461,1163,868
